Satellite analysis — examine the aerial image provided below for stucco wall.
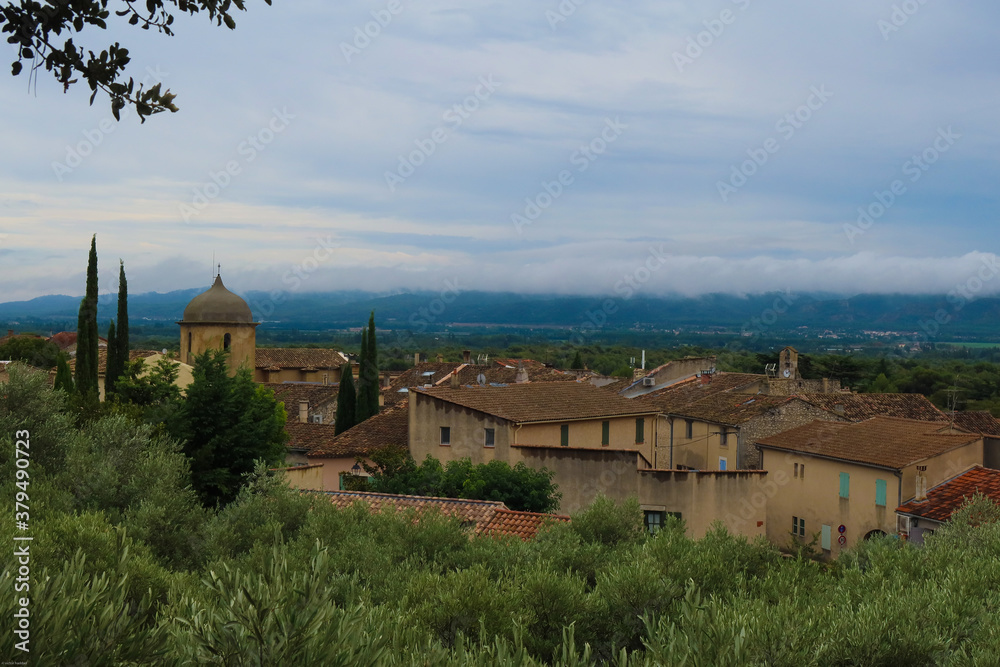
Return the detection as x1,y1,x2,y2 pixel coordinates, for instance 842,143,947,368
759,448,900,558
255,367,343,384
519,416,654,462
511,445,767,539
738,401,845,469
409,392,513,465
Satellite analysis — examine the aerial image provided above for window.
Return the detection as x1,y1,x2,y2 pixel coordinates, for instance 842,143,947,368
560,424,569,447
187,332,192,356
875,478,887,507
821,524,831,550
440,427,451,446
720,429,728,446
795,463,806,479
601,420,610,446
794,463,799,478
839,472,850,499
484,428,495,448
685,419,693,439
719,457,728,471
635,418,645,444
792,516,805,537
644,510,666,535
323,373,329,385
223,333,231,350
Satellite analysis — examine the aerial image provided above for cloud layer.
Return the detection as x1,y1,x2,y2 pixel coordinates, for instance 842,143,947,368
1,1,998,302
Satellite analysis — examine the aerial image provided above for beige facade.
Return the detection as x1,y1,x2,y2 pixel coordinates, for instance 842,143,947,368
760,439,982,558
408,390,655,466
407,389,766,539
179,322,256,374
282,460,373,491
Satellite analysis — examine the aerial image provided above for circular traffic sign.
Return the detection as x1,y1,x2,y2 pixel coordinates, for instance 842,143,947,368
838,535,847,546
838,524,846,534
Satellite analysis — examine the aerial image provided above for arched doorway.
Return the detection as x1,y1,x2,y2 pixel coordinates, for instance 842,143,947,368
864,529,888,540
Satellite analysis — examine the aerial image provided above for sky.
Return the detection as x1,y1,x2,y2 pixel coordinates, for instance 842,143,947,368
1,0,999,304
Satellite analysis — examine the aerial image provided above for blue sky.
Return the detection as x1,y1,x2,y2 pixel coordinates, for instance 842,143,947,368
1,0,998,302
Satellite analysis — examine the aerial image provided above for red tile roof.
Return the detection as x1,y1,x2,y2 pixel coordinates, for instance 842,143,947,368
897,466,1000,522
47,331,78,350
798,393,945,422
284,422,338,452
637,373,766,413
266,383,339,421
307,401,409,458
311,490,568,539
413,382,660,424
479,508,570,540
950,411,1000,437
757,416,981,470
384,361,579,407
255,348,347,370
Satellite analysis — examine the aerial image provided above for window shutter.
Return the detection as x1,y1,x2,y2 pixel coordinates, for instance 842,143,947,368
839,472,850,499
821,524,831,550
561,424,569,447
875,478,887,507
635,418,644,444
602,420,610,445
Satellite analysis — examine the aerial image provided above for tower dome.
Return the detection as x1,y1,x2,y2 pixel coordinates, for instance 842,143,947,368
182,275,253,323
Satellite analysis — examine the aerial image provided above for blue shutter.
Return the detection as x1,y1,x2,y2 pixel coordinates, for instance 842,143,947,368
719,457,728,471
821,525,831,550
876,479,887,507
839,472,850,499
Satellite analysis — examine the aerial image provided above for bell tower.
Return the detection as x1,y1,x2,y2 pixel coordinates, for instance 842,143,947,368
177,274,257,375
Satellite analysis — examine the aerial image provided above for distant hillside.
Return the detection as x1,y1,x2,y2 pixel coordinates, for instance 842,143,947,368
0,289,997,337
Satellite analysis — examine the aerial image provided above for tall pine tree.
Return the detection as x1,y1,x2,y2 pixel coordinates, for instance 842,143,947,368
104,261,129,397
355,328,371,423
75,235,99,397
366,310,379,417
335,362,357,435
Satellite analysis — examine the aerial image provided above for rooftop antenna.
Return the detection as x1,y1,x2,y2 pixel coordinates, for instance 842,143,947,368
945,384,962,429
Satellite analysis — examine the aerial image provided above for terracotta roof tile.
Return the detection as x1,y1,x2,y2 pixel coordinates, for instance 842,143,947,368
312,490,505,528
413,382,660,423
284,422,338,452
385,362,578,404
307,401,408,458
663,394,805,425
266,383,339,421
637,373,766,413
757,416,981,470
478,508,570,540
255,348,347,370
310,490,569,539
951,411,1000,437
897,466,1000,522
798,393,945,422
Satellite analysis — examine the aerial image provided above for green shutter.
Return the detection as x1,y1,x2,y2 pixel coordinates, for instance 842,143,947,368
876,478,887,507
602,420,610,445
839,472,850,499
636,418,644,443
821,524,831,550
561,424,569,447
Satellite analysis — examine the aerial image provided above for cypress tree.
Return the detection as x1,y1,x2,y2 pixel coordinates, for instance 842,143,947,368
54,353,74,393
75,235,99,397
115,260,129,374
571,350,584,370
104,261,129,397
366,311,379,416
336,363,357,435
355,329,371,423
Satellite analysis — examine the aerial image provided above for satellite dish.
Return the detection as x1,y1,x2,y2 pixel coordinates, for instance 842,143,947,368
783,369,791,378
477,374,487,386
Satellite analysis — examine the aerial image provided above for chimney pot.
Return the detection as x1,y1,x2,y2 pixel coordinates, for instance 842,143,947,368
436,354,444,363
298,400,309,424
414,352,420,365
463,349,471,363
450,373,460,389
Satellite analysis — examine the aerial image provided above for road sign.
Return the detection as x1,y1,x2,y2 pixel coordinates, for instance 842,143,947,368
838,524,846,534
838,535,847,546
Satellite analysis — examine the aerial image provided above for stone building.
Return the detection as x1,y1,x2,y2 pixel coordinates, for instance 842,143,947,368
177,275,257,375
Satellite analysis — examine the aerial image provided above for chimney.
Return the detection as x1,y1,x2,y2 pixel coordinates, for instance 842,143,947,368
436,354,444,363
463,349,471,363
822,378,830,393
414,352,420,365
833,403,845,416
450,373,460,389
298,400,309,424
915,465,928,501
515,362,529,384
6,330,12,337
